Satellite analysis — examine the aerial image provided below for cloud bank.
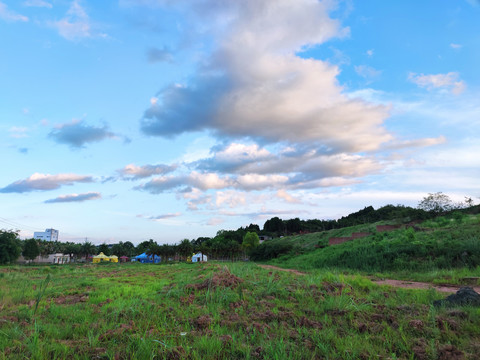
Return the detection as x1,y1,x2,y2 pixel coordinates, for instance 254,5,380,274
0,173,93,193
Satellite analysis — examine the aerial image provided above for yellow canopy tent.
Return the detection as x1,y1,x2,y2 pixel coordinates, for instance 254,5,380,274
92,252,110,263
109,255,118,263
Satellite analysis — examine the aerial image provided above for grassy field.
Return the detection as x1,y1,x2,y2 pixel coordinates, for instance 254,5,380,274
1,262,480,359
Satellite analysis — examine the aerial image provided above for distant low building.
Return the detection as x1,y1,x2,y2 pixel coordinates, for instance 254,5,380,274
259,235,272,244
17,253,69,264
34,228,59,241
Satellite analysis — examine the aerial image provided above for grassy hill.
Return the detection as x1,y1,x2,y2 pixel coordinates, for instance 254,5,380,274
254,213,480,276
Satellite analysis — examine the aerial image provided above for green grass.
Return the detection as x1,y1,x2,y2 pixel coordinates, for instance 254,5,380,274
1,262,479,359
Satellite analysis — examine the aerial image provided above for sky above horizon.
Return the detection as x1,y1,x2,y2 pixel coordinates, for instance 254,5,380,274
1,0,479,245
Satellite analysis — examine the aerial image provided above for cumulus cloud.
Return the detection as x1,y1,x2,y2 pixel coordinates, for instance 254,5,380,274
140,0,393,153
118,163,177,180
408,72,466,95
0,173,93,193
450,43,462,50
0,1,28,22
45,192,101,203
196,144,383,181
48,119,116,148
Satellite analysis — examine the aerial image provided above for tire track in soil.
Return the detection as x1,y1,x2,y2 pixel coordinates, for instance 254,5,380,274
256,264,480,294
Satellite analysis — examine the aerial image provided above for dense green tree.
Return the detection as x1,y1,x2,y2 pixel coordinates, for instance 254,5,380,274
22,238,40,262
81,241,96,260
0,230,22,264
177,239,193,261
111,241,135,257
97,243,111,256
242,232,260,255
263,217,285,235
285,218,302,234
136,239,155,254
245,223,260,232
146,241,161,262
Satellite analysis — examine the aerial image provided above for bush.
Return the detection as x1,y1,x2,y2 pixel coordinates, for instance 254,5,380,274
0,230,22,264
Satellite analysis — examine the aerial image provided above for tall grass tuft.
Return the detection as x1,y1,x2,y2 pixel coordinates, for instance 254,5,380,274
33,274,51,317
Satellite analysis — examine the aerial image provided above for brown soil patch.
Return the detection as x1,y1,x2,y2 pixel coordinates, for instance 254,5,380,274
412,338,428,360
193,314,212,329
257,264,306,276
99,322,135,341
372,279,480,294
187,267,243,290
53,294,89,305
437,344,464,360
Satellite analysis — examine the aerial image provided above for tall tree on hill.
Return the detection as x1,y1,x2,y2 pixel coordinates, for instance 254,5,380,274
418,192,456,215
263,217,285,236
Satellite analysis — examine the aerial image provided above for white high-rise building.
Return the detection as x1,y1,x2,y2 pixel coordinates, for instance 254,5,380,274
34,228,59,241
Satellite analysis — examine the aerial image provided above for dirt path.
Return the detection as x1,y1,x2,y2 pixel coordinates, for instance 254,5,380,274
371,279,480,294
257,264,307,276
257,264,480,294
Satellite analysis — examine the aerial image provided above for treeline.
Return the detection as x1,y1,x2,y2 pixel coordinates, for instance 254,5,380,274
262,204,430,237
0,230,261,264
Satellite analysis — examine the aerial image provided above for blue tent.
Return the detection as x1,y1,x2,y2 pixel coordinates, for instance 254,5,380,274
133,252,161,263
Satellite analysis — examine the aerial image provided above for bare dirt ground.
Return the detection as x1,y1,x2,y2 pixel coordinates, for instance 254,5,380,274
257,264,307,276
257,264,480,294
371,279,480,294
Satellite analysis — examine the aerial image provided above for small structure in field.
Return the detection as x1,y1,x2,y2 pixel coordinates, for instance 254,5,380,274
192,252,207,262
133,252,160,263
92,252,110,263
109,255,118,263
119,256,129,263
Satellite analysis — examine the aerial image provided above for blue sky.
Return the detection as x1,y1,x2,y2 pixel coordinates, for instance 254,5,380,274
1,0,479,244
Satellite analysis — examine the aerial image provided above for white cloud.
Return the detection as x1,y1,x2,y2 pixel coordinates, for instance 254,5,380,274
23,0,52,8
118,163,177,180
49,0,104,41
141,0,394,154
0,1,28,22
366,49,374,57
408,72,466,95
276,189,301,204
9,126,29,138
354,65,382,82
450,43,462,49
45,192,101,203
